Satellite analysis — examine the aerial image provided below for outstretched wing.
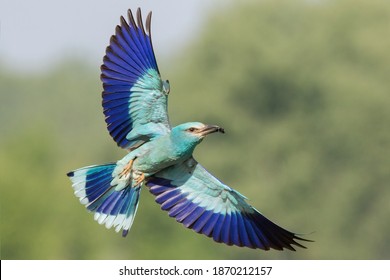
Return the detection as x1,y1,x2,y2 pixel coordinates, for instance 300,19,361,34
146,158,310,251
101,8,170,150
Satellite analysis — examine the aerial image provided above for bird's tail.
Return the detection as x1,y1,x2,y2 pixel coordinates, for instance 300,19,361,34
67,163,141,237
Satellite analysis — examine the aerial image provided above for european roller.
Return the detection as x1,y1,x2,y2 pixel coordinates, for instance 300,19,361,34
67,8,310,251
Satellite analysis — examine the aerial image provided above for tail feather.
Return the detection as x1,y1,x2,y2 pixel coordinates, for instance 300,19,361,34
67,163,141,236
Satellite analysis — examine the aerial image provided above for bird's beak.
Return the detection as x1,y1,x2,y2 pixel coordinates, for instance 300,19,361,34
199,124,225,136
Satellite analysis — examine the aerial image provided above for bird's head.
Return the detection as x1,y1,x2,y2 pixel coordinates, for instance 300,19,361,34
171,122,225,146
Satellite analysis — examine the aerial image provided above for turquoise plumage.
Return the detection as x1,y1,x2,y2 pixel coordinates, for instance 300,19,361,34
67,8,310,250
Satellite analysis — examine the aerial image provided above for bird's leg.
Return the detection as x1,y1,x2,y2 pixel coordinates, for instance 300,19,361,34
119,158,144,186
134,173,145,186
119,159,134,178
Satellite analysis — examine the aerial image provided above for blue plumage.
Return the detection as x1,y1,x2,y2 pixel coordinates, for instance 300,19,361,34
146,158,308,250
67,8,310,251
101,9,168,150
201,212,220,236
67,164,141,236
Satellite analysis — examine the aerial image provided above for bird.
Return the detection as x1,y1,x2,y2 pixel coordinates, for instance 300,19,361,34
67,8,310,251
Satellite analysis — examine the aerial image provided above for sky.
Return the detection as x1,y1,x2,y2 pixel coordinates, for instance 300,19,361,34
0,0,231,73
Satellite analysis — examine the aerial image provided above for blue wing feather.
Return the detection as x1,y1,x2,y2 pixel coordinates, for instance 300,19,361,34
192,210,214,233
108,124,131,141
105,107,132,119
161,193,186,211
236,213,252,248
103,57,139,79
155,188,180,204
108,121,132,139
110,34,145,74
201,212,220,236
221,213,232,245
147,158,309,250
212,214,226,243
176,202,198,223
105,48,138,75
230,212,240,246
183,206,206,228
169,199,192,217
243,217,265,249
101,9,170,150
103,93,132,102
103,100,131,112
101,74,135,85
103,84,136,93
129,11,154,69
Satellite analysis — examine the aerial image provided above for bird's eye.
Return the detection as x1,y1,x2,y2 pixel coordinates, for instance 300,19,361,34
188,127,196,132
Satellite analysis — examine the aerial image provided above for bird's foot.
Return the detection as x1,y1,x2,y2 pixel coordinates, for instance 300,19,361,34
119,159,134,178
134,173,145,186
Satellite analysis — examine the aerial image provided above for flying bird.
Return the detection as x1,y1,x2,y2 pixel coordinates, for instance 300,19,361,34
67,8,310,251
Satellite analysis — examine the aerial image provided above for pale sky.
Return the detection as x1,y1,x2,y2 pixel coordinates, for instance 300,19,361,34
0,0,231,73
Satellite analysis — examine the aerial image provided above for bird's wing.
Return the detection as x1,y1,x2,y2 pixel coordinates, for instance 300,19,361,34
146,158,309,251
101,8,170,150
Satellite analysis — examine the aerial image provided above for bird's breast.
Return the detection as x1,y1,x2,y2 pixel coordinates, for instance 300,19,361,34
132,145,190,176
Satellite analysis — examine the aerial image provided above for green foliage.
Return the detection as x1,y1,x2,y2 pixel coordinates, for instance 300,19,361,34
1,0,389,259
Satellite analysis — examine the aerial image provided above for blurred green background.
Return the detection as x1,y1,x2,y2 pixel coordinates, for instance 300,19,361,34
1,0,390,259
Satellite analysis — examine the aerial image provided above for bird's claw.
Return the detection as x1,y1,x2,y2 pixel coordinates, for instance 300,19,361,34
118,159,144,187
119,159,134,178
134,173,145,186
